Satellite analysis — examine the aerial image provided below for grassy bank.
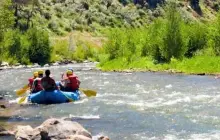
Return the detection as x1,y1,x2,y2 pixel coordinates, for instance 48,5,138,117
97,2,220,75
99,56,220,74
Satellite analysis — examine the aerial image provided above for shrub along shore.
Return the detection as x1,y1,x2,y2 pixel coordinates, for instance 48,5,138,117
98,3,220,75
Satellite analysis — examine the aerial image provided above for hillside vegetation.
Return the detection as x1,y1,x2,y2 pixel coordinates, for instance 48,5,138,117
11,0,219,34
1,0,220,75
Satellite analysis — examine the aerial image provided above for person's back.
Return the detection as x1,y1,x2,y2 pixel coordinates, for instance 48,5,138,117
41,70,56,92
31,70,44,94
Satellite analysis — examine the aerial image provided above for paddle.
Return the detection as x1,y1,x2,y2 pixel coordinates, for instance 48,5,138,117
16,85,30,96
17,96,27,104
79,88,97,97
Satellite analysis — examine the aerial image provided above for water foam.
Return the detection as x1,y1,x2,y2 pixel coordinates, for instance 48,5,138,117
189,131,220,140
166,91,182,98
69,114,100,120
165,84,173,89
97,92,137,98
163,97,191,106
73,98,88,104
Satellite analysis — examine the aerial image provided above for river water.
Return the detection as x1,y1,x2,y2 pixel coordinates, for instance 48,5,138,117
1,63,220,140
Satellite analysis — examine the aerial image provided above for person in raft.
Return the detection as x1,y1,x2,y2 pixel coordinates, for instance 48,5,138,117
41,69,57,92
31,70,44,94
28,71,38,91
59,70,80,92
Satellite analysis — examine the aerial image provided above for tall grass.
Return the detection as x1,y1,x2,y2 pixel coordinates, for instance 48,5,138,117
99,56,220,74
51,38,100,63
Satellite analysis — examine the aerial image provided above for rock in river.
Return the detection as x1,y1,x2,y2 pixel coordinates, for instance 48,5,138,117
15,118,93,140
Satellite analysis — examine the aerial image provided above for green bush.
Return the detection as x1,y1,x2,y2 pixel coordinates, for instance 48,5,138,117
2,29,31,64
19,34,30,64
211,12,220,56
147,18,165,62
3,30,22,60
162,2,185,62
48,20,59,32
104,28,125,60
73,42,96,61
27,28,51,64
52,39,69,59
0,0,14,62
185,23,208,57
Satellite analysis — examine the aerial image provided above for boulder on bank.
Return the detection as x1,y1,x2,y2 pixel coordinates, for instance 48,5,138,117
0,62,9,67
0,126,14,137
15,118,93,140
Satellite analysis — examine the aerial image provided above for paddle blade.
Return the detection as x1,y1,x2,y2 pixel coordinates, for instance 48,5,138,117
80,88,97,97
16,85,30,96
17,97,27,104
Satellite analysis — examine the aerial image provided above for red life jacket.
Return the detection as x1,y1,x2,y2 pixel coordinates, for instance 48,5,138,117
34,78,43,92
66,75,79,91
28,78,34,89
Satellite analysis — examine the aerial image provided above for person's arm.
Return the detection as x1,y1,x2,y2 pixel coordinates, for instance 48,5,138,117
77,78,81,85
28,79,31,87
52,79,57,89
60,73,66,82
76,76,81,86
63,78,70,87
41,78,47,90
31,80,37,92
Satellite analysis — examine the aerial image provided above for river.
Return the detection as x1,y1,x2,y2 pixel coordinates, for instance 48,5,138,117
1,63,220,140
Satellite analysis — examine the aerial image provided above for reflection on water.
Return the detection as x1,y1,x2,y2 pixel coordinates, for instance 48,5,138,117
1,63,220,139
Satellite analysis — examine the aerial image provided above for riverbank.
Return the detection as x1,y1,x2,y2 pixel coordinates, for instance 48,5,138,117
2,56,220,76
98,56,220,76
0,60,98,71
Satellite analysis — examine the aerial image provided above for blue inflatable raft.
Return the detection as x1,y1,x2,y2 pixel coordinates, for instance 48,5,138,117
28,90,80,104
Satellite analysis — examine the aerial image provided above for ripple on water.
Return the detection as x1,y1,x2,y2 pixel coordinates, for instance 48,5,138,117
189,131,220,140
187,114,220,127
130,131,220,140
165,91,182,98
96,92,138,99
68,114,100,120
162,97,191,106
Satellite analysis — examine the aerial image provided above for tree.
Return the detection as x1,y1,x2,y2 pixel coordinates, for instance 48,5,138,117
0,0,14,40
162,2,184,62
27,28,51,64
12,0,40,30
0,0,15,62
212,12,220,56
185,23,207,57
3,30,22,60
